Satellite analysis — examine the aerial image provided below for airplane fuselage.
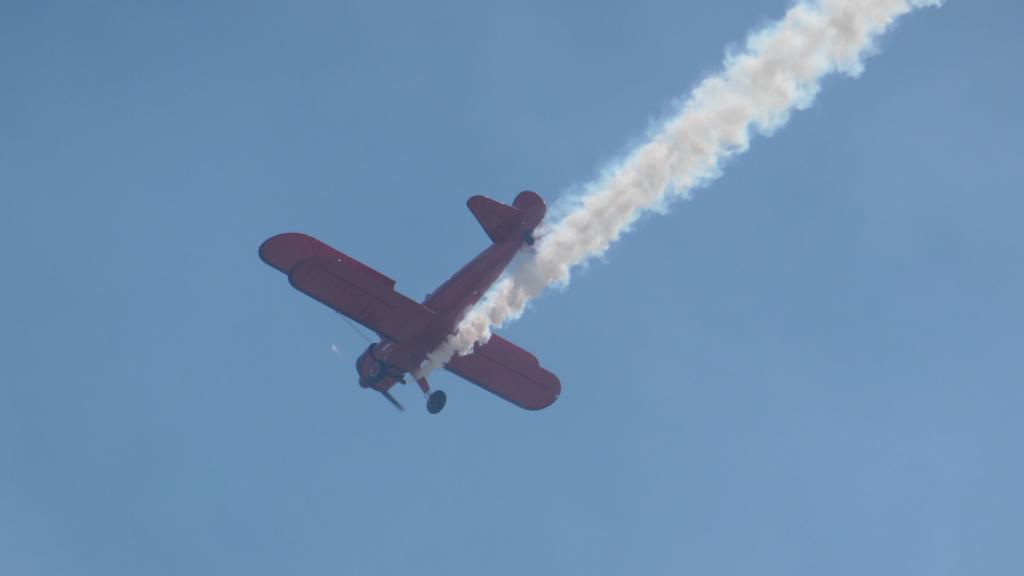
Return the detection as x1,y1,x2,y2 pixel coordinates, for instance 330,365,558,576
356,231,527,392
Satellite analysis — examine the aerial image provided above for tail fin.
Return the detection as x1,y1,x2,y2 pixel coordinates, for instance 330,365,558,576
467,196,525,244
467,191,547,244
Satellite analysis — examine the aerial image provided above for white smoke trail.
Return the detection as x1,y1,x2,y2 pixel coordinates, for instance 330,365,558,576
421,0,944,376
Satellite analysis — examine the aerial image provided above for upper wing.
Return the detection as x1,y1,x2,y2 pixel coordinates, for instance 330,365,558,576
260,233,393,285
445,334,560,410
260,233,433,342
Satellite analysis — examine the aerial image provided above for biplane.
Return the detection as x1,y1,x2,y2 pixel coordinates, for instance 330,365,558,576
259,191,560,414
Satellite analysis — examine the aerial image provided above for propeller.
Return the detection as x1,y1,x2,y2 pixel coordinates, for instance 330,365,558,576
380,390,405,412
334,343,404,412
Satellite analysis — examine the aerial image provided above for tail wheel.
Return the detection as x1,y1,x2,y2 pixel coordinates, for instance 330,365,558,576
426,390,447,414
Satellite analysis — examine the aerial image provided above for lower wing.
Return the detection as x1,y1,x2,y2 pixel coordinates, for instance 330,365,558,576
445,334,560,410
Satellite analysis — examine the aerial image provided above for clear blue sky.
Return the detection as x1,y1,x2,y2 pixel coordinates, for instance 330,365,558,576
2,1,1021,574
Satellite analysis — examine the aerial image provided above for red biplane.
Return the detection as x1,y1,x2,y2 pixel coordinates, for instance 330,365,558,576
259,191,560,414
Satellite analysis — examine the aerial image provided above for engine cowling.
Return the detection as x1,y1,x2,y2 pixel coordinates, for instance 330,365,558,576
355,344,388,388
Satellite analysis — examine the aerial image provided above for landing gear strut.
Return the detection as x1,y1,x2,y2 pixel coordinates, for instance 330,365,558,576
416,376,447,414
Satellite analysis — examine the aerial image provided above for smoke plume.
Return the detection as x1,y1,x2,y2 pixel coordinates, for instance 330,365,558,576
421,0,944,376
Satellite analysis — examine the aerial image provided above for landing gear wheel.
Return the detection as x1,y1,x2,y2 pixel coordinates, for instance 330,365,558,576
426,390,447,414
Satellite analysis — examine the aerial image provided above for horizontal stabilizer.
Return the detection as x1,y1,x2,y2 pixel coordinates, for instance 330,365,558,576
512,191,546,230
467,196,525,244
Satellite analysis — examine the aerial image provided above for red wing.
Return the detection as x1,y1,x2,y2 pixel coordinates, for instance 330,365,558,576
445,334,560,410
260,233,432,342
259,232,394,287
287,257,433,342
